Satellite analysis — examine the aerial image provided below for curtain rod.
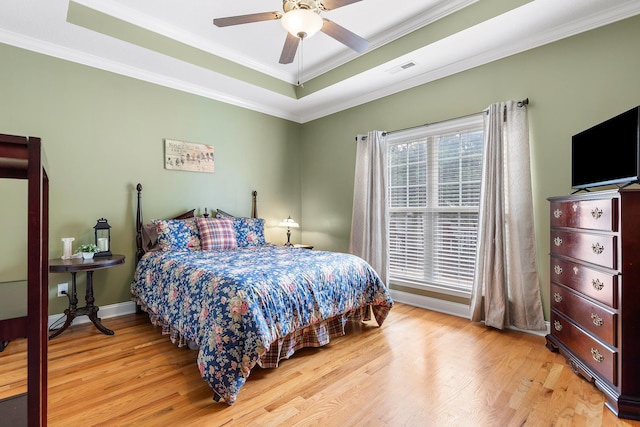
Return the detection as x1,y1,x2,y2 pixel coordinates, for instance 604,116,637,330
356,98,529,141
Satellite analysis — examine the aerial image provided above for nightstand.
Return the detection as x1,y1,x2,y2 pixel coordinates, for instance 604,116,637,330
48,254,125,338
293,244,314,250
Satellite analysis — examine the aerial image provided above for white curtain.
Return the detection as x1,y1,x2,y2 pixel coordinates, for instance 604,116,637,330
470,101,546,331
350,130,388,285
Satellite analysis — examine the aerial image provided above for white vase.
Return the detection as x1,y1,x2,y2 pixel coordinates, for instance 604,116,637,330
62,237,75,260
82,252,94,260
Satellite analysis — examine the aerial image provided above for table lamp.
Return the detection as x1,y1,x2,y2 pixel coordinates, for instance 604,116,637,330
279,216,299,247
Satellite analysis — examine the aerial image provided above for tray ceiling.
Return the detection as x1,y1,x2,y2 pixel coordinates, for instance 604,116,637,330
1,0,639,123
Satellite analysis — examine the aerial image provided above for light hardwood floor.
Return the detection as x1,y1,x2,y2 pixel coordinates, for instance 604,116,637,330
1,302,639,426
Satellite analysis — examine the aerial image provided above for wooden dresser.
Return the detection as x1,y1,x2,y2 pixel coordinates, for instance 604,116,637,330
545,189,640,419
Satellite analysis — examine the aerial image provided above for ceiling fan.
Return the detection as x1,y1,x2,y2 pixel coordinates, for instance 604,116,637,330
213,0,370,64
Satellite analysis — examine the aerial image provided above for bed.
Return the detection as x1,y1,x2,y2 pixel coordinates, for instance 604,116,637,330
130,184,393,405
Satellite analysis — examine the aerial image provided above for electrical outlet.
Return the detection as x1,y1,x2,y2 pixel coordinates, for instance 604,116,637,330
57,283,68,297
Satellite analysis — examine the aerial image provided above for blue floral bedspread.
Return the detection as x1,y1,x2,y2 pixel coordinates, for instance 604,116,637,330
131,244,393,404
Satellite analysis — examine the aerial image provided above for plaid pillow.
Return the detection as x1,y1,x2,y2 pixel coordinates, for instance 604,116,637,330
215,210,266,247
196,217,237,250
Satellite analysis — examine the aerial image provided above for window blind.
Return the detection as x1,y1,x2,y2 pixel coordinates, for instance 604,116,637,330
387,114,483,296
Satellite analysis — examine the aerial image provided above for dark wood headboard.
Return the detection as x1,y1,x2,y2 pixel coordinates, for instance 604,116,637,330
134,183,258,263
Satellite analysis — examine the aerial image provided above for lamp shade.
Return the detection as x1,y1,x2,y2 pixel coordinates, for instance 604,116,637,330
281,9,323,38
279,216,300,228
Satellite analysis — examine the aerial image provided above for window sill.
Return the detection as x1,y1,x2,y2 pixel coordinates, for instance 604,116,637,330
389,278,472,300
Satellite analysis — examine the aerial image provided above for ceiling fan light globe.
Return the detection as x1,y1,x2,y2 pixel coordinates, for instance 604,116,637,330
281,9,323,39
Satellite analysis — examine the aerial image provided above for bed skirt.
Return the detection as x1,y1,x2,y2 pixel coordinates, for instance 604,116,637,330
134,299,381,369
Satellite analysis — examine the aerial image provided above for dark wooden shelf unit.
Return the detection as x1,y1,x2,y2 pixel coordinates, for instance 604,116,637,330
0,133,49,426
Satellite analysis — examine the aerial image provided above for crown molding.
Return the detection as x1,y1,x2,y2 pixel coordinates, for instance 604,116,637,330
0,27,302,122
72,0,290,82
300,0,478,82
2,1,639,124
296,0,640,122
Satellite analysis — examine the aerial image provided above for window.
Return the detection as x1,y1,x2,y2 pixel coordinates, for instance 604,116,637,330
387,114,484,297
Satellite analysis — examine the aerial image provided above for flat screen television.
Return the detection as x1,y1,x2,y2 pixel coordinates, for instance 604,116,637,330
571,106,640,190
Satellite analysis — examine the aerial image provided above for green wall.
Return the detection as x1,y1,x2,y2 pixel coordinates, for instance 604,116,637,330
2,14,639,320
300,15,640,319
0,43,302,314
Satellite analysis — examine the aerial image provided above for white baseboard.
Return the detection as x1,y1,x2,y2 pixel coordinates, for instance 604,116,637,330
389,289,550,336
47,294,552,337
48,301,137,329
389,289,470,319
509,322,551,337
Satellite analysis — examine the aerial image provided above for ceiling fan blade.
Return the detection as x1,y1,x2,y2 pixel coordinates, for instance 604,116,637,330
279,33,300,64
213,12,282,27
320,19,369,53
320,0,363,11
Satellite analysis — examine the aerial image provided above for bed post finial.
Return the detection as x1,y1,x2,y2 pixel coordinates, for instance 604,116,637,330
251,191,258,218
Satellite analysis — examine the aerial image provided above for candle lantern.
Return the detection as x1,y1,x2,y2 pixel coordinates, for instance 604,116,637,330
94,218,112,257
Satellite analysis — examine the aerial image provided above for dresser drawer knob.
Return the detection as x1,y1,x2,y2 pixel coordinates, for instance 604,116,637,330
591,348,605,363
554,320,563,332
591,313,604,327
592,243,604,255
554,209,563,219
591,207,603,219
553,293,563,303
554,237,563,247
554,265,563,275
592,278,604,291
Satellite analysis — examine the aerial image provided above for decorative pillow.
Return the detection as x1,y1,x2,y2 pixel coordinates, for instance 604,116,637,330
196,217,237,250
141,223,160,252
155,218,201,251
234,217,266,247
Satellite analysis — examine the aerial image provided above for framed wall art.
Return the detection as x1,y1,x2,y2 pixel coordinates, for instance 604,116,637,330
164,139,215,173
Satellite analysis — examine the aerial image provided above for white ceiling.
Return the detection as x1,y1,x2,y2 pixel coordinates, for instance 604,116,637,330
1,0,639,123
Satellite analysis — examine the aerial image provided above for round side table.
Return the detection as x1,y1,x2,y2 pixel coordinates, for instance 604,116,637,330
48,254,125,339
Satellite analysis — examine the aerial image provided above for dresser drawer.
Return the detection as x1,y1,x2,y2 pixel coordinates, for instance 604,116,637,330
550,198,617,231
549,256,618,308
550,229,617,269
551,311,617,386
551,283,617,346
